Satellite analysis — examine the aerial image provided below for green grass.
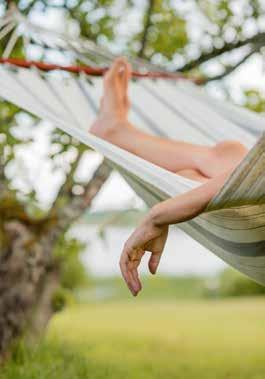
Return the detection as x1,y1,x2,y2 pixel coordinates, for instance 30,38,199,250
2,297,265,379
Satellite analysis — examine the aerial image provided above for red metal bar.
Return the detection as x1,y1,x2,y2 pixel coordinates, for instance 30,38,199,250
0,57,203,84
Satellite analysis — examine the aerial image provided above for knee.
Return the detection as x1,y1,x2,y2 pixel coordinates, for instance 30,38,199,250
213,140,248,159
209,140,248,172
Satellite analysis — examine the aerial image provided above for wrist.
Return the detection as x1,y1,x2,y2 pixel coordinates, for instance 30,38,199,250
147,204,165,227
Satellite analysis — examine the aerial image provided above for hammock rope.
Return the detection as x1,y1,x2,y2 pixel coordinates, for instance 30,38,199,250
0,57,203,83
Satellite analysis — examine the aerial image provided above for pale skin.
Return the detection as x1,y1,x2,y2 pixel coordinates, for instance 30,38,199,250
91,57,249,296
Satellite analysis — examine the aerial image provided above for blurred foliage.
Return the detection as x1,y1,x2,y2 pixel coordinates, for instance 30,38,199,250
51,286,75,312
66,0,121,43
77,275,206,303
0,102,24,159
242,89,265,113
132,0,187,60
78,271,265,304
198,0,264,39
53,235,88,291
0,35,24,59
217,268,265,297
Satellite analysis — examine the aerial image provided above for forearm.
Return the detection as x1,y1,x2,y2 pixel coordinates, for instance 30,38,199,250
149,170,232,226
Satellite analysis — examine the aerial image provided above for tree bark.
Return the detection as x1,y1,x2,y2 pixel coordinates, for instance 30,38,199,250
0,160,112,357
0,221,48,355
26,268,60,343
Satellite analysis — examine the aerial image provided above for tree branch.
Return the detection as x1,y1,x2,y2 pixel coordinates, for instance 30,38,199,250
138,0,155,58
178,32,265,72
44,160,112,244
53,149,83,207
203,44,262,83
0,164,6,196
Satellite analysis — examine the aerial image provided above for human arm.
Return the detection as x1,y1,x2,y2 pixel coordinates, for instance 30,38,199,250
119,170,232,296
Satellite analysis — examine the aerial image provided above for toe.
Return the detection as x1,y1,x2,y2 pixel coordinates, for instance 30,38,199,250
104,59,119,87
122,60,131,109
105,58,124,81
123,59,132,91
103,59,123,96
104,57,129,96
112,57,131,106
100,57,131,120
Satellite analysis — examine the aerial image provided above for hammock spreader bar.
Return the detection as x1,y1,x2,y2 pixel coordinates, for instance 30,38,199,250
0,57,203,83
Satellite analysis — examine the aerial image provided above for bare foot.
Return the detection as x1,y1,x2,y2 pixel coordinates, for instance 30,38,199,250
90,57,131,140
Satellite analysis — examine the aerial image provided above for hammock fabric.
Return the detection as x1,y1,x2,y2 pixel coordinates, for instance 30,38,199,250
1,12,265,285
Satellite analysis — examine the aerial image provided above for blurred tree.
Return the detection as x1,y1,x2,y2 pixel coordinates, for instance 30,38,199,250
242,89,265,113
0,0,265,358
217,268,265,297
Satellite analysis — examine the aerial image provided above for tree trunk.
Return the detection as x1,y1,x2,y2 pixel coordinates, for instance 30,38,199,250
26,268,60,344
0,161,112,358
0,221,54,356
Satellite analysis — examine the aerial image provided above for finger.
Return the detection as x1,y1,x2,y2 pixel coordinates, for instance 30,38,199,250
127,259,141,294
128,262,142,294
131,268,142,294
128,270,137,296
148,251,163,275
120,265,130,291
146,229,168,276
120,247,138,296
128,248,144,292
121,261,135,295
122,244,145,295
147,237,166,275
119,250,130,289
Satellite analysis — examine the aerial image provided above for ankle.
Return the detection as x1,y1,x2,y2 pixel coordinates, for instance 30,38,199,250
90,115,130,142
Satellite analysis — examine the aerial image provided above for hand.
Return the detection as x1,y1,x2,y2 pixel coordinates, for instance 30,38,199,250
119,170,230,297
119,213,169,296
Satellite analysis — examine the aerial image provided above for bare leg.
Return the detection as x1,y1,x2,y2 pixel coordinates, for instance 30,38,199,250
91,58,248,182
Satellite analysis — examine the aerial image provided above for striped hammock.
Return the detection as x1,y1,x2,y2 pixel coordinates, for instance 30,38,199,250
1,10,265,285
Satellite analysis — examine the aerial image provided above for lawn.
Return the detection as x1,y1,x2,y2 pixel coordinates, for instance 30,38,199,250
1,296,265,379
